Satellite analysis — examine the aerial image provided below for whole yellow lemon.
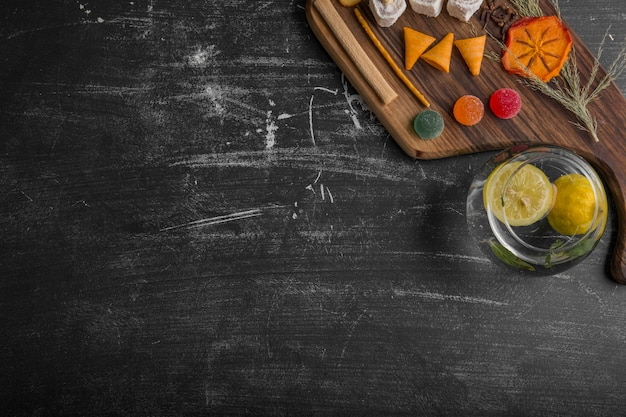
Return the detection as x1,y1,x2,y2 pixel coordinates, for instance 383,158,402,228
547,173,606,236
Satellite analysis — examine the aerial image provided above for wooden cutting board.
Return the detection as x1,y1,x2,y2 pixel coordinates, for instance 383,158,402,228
306,0,626,283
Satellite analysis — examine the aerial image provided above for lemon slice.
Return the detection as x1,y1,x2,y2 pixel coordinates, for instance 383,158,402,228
483,161,554,227
547,173,606,236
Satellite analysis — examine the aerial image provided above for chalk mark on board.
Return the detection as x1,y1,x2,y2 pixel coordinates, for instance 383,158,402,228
326,186,335,203
159,209,262,231
304,170,335,204
393,289,508,307
339,310,367,367
170,148,442,184
308,85,347,146
4,23,81,40
265,100,278,150
159,205,286,232
188,45,219,66
314,87,339,95
309,95,316,146
20,191,33,202
341,74,366,129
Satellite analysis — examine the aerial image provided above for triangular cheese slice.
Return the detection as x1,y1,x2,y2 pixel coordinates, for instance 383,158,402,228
404,27,436,70
421,32,454,73
455,35,486,76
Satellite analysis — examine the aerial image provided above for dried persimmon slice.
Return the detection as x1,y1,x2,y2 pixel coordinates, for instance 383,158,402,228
501,16,573,82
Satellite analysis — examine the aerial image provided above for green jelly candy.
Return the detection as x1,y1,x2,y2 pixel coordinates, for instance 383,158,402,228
413,110,444,140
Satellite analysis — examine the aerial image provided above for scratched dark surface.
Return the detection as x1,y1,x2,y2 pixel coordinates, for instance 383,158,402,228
1,0,626,415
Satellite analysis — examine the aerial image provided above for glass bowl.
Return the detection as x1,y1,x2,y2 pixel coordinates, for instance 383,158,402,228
466,144,608,275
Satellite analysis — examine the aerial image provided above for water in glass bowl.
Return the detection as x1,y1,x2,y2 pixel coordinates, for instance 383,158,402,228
466,145,608,275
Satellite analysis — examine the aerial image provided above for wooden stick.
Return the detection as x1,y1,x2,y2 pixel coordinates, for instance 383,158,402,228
314,0,398,105
354,8,431,108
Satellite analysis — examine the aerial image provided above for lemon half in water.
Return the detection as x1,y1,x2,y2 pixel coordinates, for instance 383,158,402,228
547,173,607,236
483,161,554,227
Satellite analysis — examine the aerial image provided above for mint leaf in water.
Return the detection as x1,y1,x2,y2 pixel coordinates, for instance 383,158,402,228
489,239,536,272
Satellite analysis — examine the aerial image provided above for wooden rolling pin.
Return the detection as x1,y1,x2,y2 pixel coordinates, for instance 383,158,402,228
314,0,398,105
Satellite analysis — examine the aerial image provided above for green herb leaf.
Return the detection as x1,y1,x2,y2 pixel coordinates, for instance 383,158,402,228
544,238,597,268
565,238,597,259
545,239,564,269
489,239,536,272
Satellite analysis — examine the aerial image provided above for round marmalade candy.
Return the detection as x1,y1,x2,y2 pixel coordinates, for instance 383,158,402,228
490,88,522,119
453,95,484,126
413,110,444,140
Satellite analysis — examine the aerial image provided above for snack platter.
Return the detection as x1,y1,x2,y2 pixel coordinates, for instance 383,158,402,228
305,0,626,282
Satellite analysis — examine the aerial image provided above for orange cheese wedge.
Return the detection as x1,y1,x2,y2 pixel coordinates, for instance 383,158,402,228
404,27,436,70
455,35,486,76
421,32,454,73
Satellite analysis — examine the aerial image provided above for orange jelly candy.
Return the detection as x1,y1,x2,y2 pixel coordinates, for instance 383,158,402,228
453,95,484,126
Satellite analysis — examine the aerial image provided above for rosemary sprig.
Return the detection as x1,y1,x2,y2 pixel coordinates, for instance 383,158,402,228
508,0,544,17
497,0,626,143
517,28,626,142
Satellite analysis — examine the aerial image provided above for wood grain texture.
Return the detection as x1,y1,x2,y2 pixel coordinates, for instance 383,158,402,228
307,0,626,283
1,0,626,416
315,0,399,104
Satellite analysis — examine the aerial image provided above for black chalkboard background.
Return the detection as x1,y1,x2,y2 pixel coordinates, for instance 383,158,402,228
1,0,626,415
